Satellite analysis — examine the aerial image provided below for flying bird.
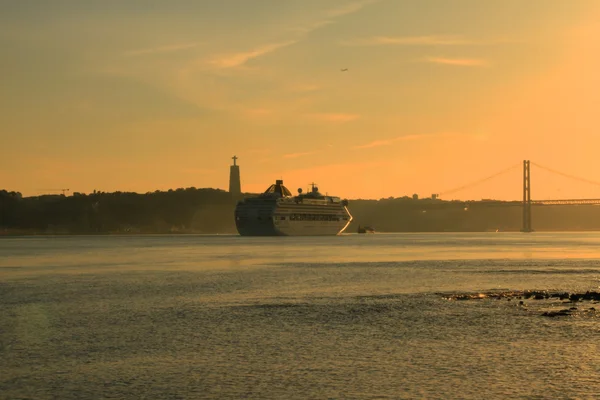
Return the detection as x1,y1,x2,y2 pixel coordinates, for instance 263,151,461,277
340,68,348,72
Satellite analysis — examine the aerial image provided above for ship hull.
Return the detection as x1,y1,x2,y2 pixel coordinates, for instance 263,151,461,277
235,202,353,236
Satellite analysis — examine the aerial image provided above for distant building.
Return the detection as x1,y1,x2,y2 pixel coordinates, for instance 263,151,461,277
412,194,419,200
229,155,241,196
432,194,438,200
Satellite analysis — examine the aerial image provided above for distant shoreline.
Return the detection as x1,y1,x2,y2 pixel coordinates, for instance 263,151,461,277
3,229,600,237
5,188,600,236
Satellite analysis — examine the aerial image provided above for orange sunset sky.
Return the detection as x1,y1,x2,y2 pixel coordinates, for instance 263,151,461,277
2,0,600,200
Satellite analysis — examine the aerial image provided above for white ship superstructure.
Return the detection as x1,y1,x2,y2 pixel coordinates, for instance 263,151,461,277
234,180,352,236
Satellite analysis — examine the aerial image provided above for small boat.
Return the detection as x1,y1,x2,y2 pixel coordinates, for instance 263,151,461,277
357,225,375,234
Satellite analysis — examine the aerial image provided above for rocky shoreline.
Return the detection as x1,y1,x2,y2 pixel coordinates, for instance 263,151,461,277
440,290,600,317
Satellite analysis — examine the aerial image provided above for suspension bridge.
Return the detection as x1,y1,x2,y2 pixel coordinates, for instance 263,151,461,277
437,160,600,232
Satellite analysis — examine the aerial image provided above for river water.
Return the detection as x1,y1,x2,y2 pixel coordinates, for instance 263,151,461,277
1,233,599,399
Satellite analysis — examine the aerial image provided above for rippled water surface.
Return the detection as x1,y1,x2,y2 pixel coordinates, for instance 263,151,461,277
1,233,600,399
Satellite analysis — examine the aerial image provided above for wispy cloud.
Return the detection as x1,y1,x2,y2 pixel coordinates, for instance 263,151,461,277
327,0,380,18
175,0,378,114
283,0,378,37
283,151,318,159
342,35,471,46
309,113,360,123
125,42,200,56
424,57,489,67
287,20,335,34
208,40,297,69
200,1,377,71
354,132,461,149
341,35,517,47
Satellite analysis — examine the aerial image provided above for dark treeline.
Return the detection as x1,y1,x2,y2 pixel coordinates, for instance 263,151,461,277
0,188,238,234
2,189,600,234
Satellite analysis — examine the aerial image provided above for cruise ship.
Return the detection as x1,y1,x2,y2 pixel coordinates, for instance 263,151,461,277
234,180,353,236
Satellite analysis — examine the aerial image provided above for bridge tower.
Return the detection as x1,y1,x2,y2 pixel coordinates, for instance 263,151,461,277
229,155,241,197
522,160,533,232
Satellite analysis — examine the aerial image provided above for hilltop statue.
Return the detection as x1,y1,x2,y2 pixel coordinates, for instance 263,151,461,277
229,155,241,197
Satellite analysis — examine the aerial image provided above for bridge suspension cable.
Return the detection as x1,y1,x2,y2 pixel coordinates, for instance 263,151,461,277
438,162,522,196
530,162,600,188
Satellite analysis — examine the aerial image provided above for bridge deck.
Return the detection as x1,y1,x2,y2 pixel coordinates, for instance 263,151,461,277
458,199,600,206
532,199,600,205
